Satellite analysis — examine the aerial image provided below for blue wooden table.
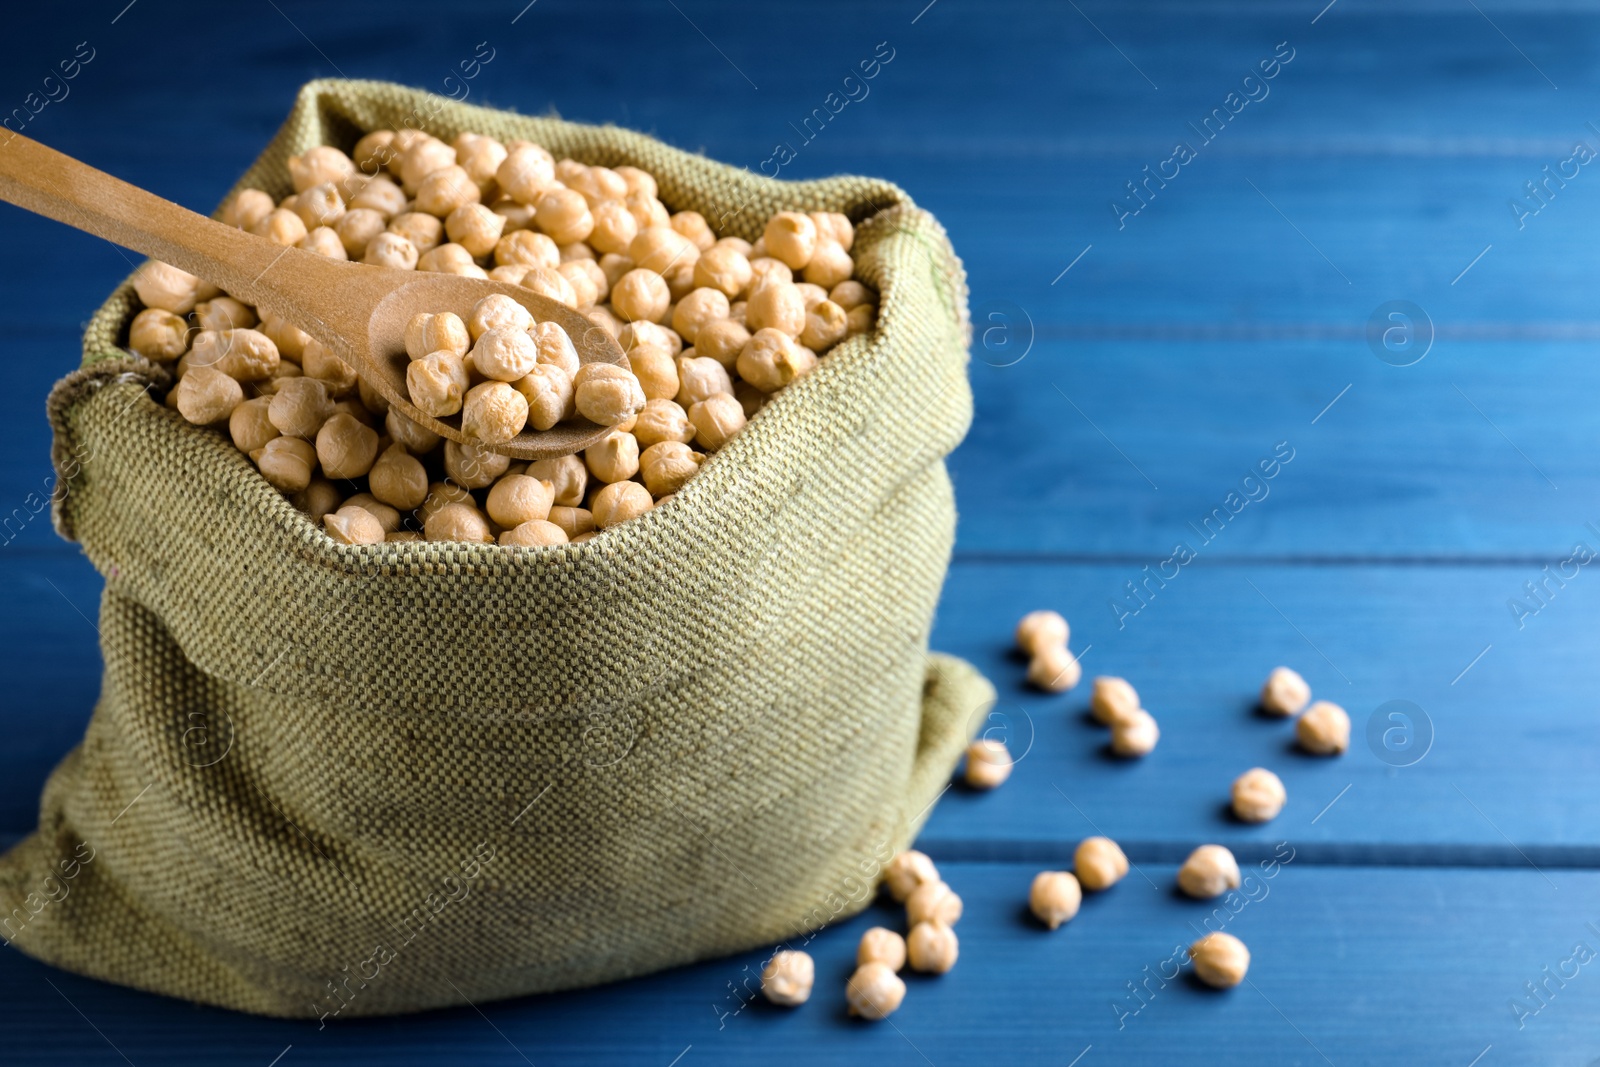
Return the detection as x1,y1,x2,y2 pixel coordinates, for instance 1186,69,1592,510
2,1,1597,1062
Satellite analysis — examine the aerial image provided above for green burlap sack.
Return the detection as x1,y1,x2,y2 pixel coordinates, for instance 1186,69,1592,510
0,80,993,1018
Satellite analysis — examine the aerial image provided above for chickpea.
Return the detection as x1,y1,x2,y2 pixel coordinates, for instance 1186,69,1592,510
763,211,818,270
222,188,275,231
1261,666,1311,716
598,253,636,294
514,363,575,431
736,328,815,393
443,439,510,489
315,411,380,479
418,481,475,527
418,242,476,274
610,268,670,323
734,380,766,418
414,165,480,218
614,165,656,200
128,308,189,362
588,200,639,255
1296,700,1350,755
445,203,506,258
499,520,568,547
745,281,806,337
1231,767,1286,823
193,296,258,333
628,225,698,275
191,328,280,382
258,312,310,363
334,208,387,259
300,338,357,396
906,921,959,975
728,300,747,327
1090,676,1140,726
810,210,854,251
675,358,732,412
299,229,348,263
586,430,641,484
1177,845,1242,900
470,327,539,381
556,260,601,308
590,480,652,529
573,363,646,426
288,145,355,193
293,182,345,229
798,299,848,352
1033,649,1093,693
747,257,792,293
406,352,470,417
857,927,906,971
349,175,408,218
632,398,694,448
761,950,814,1008
495,144,555,206
794,282,829,310
495,229,560,270
801,240,853,289
535,188,593,245
694,318,750,369
1029,871,1082,929
845,962,905,1021
388,212,443,254
628,346,679,401
846,303,877,337
1074,836,1129,891
229,396,279,453
1110,709,1160,758
687,393,746,451
1189,932,1250,989
963,738,1012,789
404,311,471,361
363,231,419,271
883,850,939,903
1015,610,1069,656
132,260,204,314
252,436,317,493
489,265,530,285
547,505,595,539
268,377,333,439
324,505,385,546
461,382,528,443
528,455,586,507
425,502,493,543
530,319,580,376
830,279,875,311
293,478,342,522
670,287,730,346
175,365,243,425
486,474,555,528
906,880,963,926
368,444,429,511
385,407,442,454
522,266,578,308
639,441,701,497
456,135,507,195
252,207,309,248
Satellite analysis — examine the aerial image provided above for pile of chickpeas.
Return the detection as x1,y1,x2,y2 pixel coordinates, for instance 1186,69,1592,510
125,129,878,546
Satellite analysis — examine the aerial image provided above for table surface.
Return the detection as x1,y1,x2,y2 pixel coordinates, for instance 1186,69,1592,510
2,1,1597,1063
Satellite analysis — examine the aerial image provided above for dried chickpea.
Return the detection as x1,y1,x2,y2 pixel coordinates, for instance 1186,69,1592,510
547,505,595,539
355,376,391,415
253,436,316,492
535,188,593,245
1189,932,1250,989
132,260,204,314
363,443,428,510
470,327,539,381
1260,666,1311,716
522,266,578,308
332,209,387,261
288,145,355,193
268,377,333,439
293,478,342,522
252,207,309,247
1177,845,1242,900
761,950,814,1008
343,493,401,533
388,212,443,254
802,240,853,289
614,165,656,200
493,200,537,234
514,363,575,430
747,256,792,293
562,259,605,307
632,398,694,448
175,365,243,425
193,296,258,333
486,474,555,528
417,482,474,526
363,231,419,270
597,253,636,294
1016,610,1069,656
794,282,828,310
671,287,730,345
259,312,310,362
591,480,652,529
625,190,670,231
349,175,407,218
418,243,476,274
415,165,480,217
404,311,471,361
906,880,963,926
1075,837,1129,891
857,928,906,970
456,135,507,194
529,455,587,507
445,203,506,258
315,411,380,479
588,200,639,255
610,268,670,323
229,396,279,453
1110,709,1160,758
811,210,854,251
406,352,469,417
906,921,959,975
586,430,641,484
639,441,701,497
500,520,568,547
744,281,806,337
799,299,847,351
628,346,679,401
763,212,818,270
128,308,189,362
531,320,580,376
293,182,345,229
629,225,698,275
734,380,766,418
830,279,875,311
688,393,746,451
883,850,939,903
964,739,1012,789
385,408,442,454
573,363,646,426
425,502,493,543
1029,870,1082,929
695,317,750,369
1090,676,1140,725
845,962,904,1021
192,328,279,382
713,235,752,255
1296,700,1350,755
394,135,455,191
1231,767,1286,823
489,265,530,285
736,328,815,393
496,144,556,204
846,303,877,337
495,229,560,269
323,505,385,546
222,188,275,231
669,210,715,251
443,439,510,489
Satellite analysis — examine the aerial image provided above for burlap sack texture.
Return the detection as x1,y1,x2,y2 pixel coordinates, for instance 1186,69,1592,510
0,79,994,1018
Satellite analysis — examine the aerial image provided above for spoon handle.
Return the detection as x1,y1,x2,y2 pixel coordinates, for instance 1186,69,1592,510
0,131,345,321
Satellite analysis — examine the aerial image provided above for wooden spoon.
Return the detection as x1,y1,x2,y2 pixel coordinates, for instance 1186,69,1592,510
0,131,626,460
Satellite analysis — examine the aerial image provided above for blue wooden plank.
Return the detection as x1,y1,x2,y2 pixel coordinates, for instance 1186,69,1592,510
0,861,1589,1066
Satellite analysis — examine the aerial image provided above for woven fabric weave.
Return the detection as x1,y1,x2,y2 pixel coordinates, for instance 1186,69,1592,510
0,79,992,1018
